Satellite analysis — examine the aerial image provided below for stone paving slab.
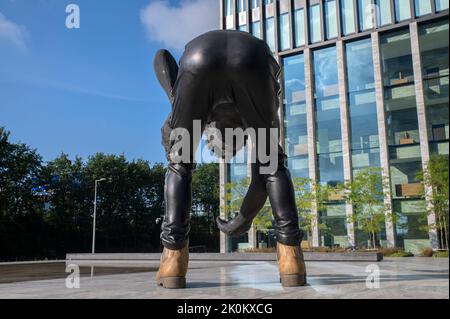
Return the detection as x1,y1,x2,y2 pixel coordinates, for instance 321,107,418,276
0,257,447,299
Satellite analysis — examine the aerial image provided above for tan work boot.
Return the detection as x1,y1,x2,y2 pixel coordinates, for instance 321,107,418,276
156,245,189,289
277,242,307,287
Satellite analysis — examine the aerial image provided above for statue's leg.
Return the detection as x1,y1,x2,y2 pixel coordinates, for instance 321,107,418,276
157,69,208,289
263,149,302,246
160,162,194,250
225,58,306,286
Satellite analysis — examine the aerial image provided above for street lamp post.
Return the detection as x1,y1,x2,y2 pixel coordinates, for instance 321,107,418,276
92,178,109,255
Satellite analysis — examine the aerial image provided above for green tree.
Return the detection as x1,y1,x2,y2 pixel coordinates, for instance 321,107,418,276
83,153,165,252
221,176,334,243
191,163,220,250
292,177,331,247
417,154,449,250
342,167,392,249
0,127,45,260
42,154,91,256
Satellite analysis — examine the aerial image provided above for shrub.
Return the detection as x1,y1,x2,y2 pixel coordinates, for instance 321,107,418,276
244,247,276,253
389,251,414,257
420,247,434,257
433,251,449,258
377,247,402,257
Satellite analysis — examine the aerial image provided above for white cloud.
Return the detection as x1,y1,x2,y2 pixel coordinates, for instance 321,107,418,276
140,0,219,52
0,12,28,51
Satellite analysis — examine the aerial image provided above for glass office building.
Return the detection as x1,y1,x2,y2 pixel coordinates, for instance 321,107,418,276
219,0,449,253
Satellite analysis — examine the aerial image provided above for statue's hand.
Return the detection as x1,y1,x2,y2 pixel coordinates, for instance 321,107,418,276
216,214,253,237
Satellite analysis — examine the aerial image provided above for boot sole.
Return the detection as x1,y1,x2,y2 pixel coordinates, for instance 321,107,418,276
157,277,186,289
280,274,307,287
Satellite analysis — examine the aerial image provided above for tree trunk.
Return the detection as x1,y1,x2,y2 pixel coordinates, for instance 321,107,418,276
372,231,377,249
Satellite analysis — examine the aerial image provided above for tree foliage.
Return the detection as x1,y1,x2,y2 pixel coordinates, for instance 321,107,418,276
222,176,332,244
417,154,449,250
0,127,220,260
342,167,392,249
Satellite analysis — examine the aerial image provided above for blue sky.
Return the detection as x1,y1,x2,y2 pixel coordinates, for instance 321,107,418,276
0,0,219,164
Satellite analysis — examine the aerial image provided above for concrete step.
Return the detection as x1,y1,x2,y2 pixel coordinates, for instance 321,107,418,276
66,252,383,267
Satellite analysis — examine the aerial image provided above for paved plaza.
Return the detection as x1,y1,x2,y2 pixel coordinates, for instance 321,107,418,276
0,257,448,299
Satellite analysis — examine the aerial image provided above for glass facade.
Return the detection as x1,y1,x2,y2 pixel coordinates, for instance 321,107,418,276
345,39,380,176
239,24,247,32
359,0,375,30
310,4,322,43
252,21,261,39
381,29,429,248
395,0,412,22
341,0,356,35
325,0,338,39
345,38,386,246
220,0,449,252
283,54,309,179
415,0,432,17
265,17,276,52
313,46,343,186
294,8,306,47
225,0,233,16
251,0,261,9
237,0,246,13
435,0,449,11
279,13,291,51
227,148,250,251
377,0,393,26
419,20,449,156
313,46,346,247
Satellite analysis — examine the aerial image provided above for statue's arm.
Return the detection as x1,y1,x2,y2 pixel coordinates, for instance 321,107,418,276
216,163,268,237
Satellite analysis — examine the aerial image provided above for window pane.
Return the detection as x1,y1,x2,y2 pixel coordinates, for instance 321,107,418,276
283,54,309,178
419,21,449,155
377,0,393,26
320,204,349,247
435,0,449,11
341,0,356,35
279,13,290,51
394,199,429,249
347,39,375,91
359,0,374,30
395,0,412,21
225,0,234,16
237,0,246,12
251,0,261,9
345,39,380,175
265,17,276,52
313,46,343,185
310,4,322,43
414,0,432,16
381,32,415,87
294,9,306,47
381,33,428,247
325,0,338,39
252,21,261,39
239,24,247,32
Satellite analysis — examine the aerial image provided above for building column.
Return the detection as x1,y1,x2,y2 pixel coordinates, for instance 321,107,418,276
409,22,439,249
219,158,230,253
336,40,356,248
304,48,320,247
371,32,396,248
248,226,258,249
247,141,258,249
